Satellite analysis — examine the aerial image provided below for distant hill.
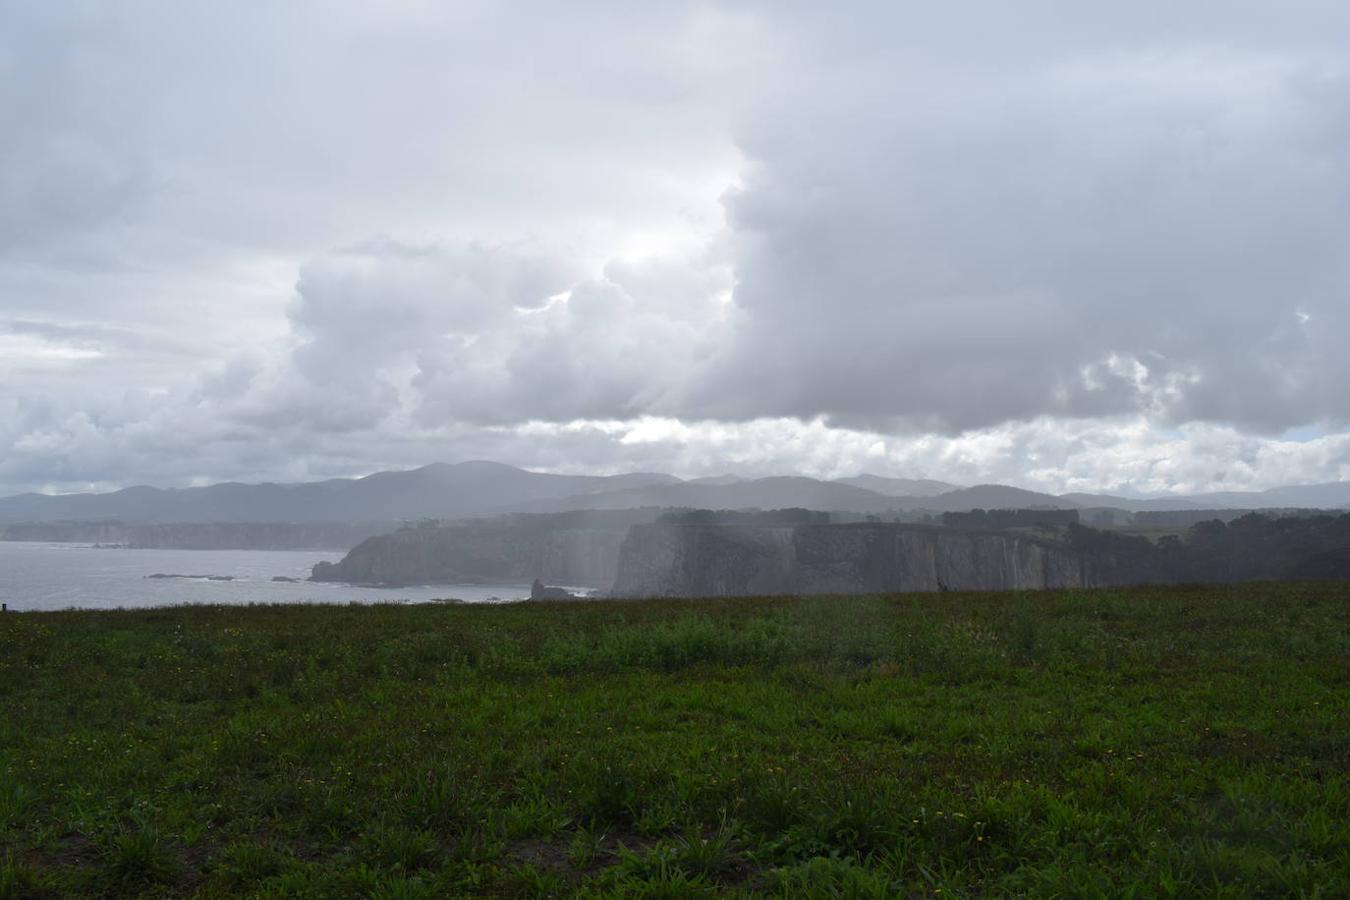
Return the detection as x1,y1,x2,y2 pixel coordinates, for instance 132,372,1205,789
685,474,749,486
0,462,681,525
1183,483,1350,510
915,484,1076,512
500,476,898,515
833,474,960,497
3,462,1348,526
1058,493,1204,512
0,465,898,524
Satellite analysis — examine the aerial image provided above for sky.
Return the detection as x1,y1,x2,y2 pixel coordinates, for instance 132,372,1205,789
4,1,1350,497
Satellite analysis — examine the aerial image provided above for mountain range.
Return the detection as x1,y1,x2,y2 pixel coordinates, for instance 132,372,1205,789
1,461,1348,525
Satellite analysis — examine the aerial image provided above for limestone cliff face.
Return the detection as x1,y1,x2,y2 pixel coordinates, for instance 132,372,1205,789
310,524,628,587
610,523,1095,597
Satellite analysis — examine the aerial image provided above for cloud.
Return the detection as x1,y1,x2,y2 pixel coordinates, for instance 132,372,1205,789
4,3,1350,496
213,238,732,432
695,45,1350,433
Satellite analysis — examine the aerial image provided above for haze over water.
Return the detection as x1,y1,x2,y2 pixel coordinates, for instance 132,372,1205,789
0,542,532,612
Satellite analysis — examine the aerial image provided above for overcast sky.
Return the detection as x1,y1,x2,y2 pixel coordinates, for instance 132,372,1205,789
4,1,1350,496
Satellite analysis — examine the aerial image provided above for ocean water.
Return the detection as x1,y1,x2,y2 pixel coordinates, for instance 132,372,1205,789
0,542,538,611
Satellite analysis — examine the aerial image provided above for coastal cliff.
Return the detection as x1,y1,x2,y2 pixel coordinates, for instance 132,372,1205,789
312,513,1350,595
610,522,1097,597
310,512,648,587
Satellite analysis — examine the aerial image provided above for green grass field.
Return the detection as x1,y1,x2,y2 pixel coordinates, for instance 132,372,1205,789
2,584,1347,897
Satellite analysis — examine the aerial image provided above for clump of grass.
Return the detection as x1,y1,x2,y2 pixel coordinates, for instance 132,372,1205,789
0,777,36,829
395,758,483,829
501,862,566,896
567,826,605,869
743,775,809,835
573,756,642,827
208,840,288,889
100,824,177,892
359,823,439,872
771,785,902,863
667,824,738,878
495,792,571,841
1,852,46,899
769,855,899,897
603,843,719,896
367,873,442,900
1005,601,1044,663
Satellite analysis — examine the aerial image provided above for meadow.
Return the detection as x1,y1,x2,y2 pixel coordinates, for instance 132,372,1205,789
1,584,1347,897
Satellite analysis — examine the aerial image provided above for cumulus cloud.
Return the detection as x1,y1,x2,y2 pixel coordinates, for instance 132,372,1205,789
207,238,732,434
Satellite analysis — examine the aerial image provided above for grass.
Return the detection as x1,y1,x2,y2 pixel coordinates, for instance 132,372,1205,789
0,583,1347,896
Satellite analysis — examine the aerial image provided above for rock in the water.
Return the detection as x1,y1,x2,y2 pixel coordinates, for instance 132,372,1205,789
531,578,578,600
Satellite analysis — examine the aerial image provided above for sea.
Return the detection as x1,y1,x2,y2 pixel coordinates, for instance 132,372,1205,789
0,541,539,612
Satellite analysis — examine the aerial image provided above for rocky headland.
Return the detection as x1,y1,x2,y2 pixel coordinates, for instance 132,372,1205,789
309,511,651,588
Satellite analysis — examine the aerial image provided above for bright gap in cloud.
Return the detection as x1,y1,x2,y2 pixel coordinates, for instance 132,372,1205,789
0,334,104,366
505,415,1350,495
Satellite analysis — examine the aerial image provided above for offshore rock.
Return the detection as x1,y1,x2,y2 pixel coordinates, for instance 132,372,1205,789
530,579,580,600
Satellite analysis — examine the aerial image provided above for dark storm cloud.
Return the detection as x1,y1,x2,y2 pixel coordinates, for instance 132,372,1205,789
685,33,1350,433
